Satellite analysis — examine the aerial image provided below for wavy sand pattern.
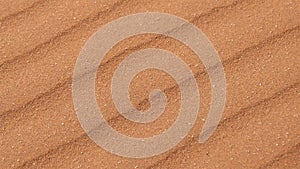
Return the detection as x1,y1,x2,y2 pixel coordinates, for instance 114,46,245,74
0,0,299,168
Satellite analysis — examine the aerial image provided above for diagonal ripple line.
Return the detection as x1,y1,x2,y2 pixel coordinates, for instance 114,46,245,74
72,12,226,158
18,81,299,168
15,25,299,166
0,0,241,74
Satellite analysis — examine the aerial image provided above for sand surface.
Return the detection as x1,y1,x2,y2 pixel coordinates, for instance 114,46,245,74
1,0,299,168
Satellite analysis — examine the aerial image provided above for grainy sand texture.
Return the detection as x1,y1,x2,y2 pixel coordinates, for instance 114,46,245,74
1,0,300,168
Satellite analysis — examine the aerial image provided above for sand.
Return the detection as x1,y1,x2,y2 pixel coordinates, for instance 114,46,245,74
0,0,299,168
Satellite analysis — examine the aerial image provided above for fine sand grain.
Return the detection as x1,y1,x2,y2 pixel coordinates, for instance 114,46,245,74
1,0,299,168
